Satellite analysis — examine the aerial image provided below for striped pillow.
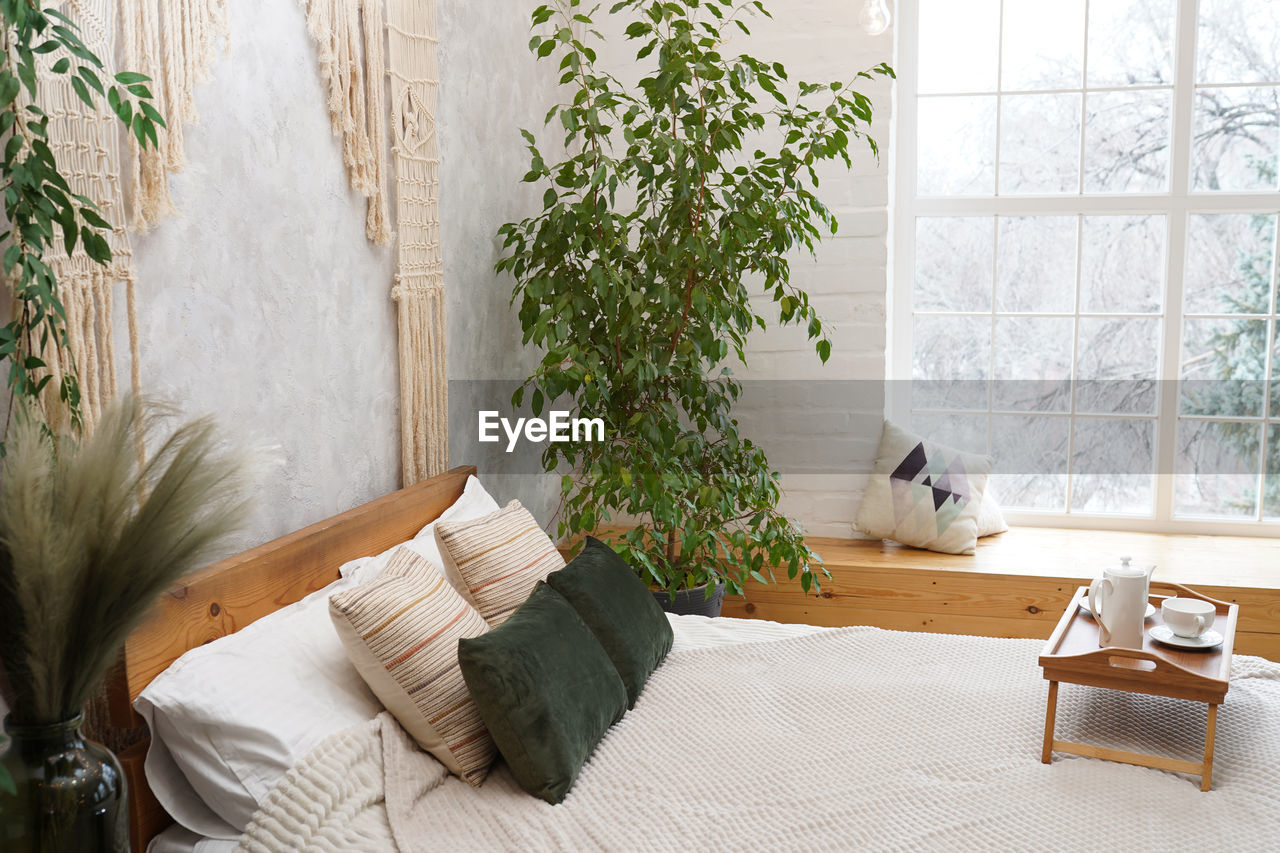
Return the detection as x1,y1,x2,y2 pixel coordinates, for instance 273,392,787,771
328,547,495,785
434,500,566,626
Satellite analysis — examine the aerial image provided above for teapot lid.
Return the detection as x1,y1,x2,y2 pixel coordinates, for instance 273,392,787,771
1111,555,1152,578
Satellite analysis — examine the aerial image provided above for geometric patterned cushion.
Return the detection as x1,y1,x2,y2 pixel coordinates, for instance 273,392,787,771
434,500,566,627
853,420,994,555
328,547,495,785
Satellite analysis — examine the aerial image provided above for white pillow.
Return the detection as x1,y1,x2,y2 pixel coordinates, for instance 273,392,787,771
135,573,382,837
342,474,499,599
976,482,1009,538
135,476,499,835
853,420,994,555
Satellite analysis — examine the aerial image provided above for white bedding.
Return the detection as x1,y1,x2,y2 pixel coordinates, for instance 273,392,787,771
231,620,1280,853
147,614,817,853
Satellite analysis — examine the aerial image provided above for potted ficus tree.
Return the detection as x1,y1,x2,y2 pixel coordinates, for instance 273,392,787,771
497,0,893,614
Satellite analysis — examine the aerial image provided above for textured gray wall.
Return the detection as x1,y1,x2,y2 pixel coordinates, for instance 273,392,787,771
437,0,562,525
124,0,559,555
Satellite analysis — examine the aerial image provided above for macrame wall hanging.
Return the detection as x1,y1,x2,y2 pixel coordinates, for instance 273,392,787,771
117,0,229,230
387,0,448,484
32,0,138,435
29,0,229,433
297,0,392,247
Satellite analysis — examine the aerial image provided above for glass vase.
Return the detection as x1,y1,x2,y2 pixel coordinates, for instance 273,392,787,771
0,713,126,852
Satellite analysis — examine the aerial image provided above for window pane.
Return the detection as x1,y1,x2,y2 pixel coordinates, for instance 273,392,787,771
915,218,994,312
999,94,1081,194
918,96,997,195
1001,0,1085,91
1272,332,1280,417
1084,90,1171,193
1080,215,1165,314
991,415,1069,510
1196,0,1280,85
912,315,990,410
918,0,999,94
1087,0,1176,87
1075,318,1160,415
909,412,989,456
1191,86,1280,192
1070,418,1156,515
1184,214,1276,315
993,317,1073,412
1179,317,1268,418
1174,420,1260,518
1264,424,1280,519
995,216,1076,312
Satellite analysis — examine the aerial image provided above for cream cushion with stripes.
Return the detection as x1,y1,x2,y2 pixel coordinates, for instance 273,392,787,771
328,547,495,785
434,499,566,626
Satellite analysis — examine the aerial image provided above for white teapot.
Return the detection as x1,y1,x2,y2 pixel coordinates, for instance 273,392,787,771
1088,556,1154,649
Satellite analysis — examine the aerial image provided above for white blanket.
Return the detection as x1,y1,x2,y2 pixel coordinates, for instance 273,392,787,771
236,624,1280,852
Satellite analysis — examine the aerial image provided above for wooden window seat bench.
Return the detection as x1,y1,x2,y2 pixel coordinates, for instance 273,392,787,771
719,528,1280,662
569,527,1279,661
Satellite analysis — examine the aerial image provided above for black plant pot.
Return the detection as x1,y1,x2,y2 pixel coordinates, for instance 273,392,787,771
653,582,726,617
0,714,126,853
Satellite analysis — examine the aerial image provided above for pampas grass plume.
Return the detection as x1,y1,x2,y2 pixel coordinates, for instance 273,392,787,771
0,397,262,724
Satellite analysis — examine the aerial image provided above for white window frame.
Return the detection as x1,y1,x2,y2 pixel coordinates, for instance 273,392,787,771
890,0,1280,536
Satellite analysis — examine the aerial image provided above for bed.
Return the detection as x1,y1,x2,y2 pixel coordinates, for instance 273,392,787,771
106,467,1280,852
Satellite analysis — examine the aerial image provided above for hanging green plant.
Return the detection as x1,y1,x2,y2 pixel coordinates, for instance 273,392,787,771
497,0,893,598
0,1,165,438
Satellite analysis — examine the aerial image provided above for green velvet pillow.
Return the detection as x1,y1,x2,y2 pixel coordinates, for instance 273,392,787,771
457,581,627,804
545,536,674,708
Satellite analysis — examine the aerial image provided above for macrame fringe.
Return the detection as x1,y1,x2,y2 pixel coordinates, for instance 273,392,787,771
392,283,448,482
117,0,229,230
297,0,392,247
387,0,448,484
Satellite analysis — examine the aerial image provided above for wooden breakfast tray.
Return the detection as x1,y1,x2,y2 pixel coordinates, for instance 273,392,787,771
1038,582,1239,790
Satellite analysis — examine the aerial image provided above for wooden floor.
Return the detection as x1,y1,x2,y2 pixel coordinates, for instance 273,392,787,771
718,528,1280,661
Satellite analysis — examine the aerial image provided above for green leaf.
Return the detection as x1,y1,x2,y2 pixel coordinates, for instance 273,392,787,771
70,75,94,109
131,115,148,148
139,100,167,129
77,65,104,95
80,208,110,229
134,114,158,149
16,59,37,99
114,71,152,85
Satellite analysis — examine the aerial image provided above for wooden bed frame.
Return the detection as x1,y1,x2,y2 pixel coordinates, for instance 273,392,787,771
104,465,476,852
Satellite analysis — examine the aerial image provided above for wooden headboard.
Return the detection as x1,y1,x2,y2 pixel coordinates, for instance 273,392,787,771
105,465,477,852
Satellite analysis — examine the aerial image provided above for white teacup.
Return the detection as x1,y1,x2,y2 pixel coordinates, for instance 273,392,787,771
1162,597,1216,639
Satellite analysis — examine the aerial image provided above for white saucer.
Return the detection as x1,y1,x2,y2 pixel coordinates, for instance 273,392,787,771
1149,624,1223,650
1078,600,1156,620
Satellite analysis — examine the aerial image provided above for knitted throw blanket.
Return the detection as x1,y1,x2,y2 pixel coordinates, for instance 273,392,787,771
237,627,1280,852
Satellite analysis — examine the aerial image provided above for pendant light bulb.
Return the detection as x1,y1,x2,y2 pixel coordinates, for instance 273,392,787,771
859,0,891,36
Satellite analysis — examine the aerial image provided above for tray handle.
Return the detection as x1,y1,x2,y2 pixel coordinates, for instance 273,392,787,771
1149,581,1233,612
1049,645,1215,683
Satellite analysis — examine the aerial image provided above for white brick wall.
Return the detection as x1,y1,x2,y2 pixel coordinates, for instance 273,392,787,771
596,1,895,538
